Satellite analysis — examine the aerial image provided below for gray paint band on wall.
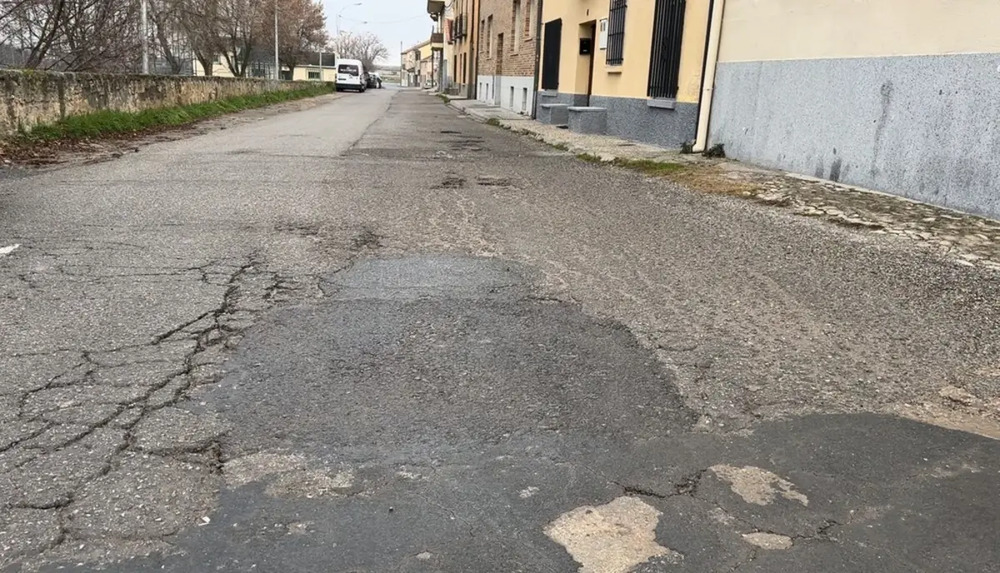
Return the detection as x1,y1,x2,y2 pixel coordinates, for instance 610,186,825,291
540,92,698,148
589,96,698,149
709,53,1000,219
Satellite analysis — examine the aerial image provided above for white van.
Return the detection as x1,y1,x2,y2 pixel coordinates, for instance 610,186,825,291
336,59,366,92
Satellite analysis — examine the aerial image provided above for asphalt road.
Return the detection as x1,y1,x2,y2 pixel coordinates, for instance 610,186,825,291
1,89,999,572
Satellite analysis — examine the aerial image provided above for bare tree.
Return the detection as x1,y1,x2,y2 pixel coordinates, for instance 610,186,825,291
55,0,142,72
173,0,222,76
217,0,263,77
0,0,332,76
147,0,184,74
268,0,324,76
0,0,68,68
328,31,386,72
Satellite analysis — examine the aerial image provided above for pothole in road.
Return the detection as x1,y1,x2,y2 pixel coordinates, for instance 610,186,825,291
224,452,356,499
476,175,514,187
432,175,467,189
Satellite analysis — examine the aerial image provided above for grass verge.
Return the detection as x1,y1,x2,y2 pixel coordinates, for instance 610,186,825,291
15,84,335,144
576,153,604,163
610,157,686,175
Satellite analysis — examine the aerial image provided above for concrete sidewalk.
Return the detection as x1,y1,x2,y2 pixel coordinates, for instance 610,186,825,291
445,96,531,122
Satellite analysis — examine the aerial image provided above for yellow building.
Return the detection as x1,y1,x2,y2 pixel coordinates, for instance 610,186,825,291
536,0,712,147
425,0,448,90
402,39,433,87
447,0,479,98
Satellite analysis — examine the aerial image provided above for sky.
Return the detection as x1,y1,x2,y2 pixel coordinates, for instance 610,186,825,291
321,0,433,64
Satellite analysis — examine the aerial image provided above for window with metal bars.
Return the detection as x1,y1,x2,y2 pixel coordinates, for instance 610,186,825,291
606,0,627,66
647,0,686,99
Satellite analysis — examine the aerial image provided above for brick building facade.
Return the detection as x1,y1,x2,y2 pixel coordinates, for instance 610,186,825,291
476,0,539,115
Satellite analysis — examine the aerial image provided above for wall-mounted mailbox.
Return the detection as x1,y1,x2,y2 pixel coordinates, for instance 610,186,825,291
579,38,593,55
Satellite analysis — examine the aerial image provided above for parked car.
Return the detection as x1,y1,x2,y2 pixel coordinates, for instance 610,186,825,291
335,59,366,92
365,72,382,90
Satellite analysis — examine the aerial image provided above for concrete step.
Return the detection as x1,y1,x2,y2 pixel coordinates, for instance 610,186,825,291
567,106,607,135
538,103,570,126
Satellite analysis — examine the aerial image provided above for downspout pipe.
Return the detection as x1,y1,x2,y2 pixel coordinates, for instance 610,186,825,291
470,0,479,99
692,0,725,153
530,0,544,119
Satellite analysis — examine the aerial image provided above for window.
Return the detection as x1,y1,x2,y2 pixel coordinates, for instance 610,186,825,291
487,16,493,56
512,1,521,52
606,0,627,65
647,0,686,99
480,20,485,52
525,0,535,38
308,71,320,80
338,64,359,76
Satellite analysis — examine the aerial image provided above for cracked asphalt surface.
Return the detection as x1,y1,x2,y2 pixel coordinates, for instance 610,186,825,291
1,89,999,571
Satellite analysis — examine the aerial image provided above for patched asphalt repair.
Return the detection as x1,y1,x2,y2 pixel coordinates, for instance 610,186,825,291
76,255,1000,573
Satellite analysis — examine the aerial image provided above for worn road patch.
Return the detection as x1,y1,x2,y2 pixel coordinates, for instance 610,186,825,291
545,496,682,572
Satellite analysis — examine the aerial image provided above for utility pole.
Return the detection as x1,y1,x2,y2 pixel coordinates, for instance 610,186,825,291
141,0,149,74
274,1,280,80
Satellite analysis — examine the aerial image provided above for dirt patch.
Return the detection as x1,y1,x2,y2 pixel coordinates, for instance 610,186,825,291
709,465,809,507
742,532,793,550
545,496,681,573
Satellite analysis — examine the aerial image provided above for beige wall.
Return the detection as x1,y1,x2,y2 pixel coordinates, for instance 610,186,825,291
194,60,337,82
291,66,338,82
719,0,1000,63
541,0,710,103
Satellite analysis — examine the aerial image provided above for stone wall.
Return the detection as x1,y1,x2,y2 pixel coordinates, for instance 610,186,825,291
0,70,317,137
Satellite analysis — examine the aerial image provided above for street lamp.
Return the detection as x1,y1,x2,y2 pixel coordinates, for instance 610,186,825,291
274,1,280,80
140,0,149,74
336,2,363,35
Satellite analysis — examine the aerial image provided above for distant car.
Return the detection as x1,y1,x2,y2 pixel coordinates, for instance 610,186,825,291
365,72,382,90
335,59,366,92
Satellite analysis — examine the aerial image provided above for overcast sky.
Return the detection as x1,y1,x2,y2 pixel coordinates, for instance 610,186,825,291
321,0,433,63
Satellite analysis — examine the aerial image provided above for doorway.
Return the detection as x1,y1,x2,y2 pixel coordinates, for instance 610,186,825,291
581,21,596,106
541,19,562,90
